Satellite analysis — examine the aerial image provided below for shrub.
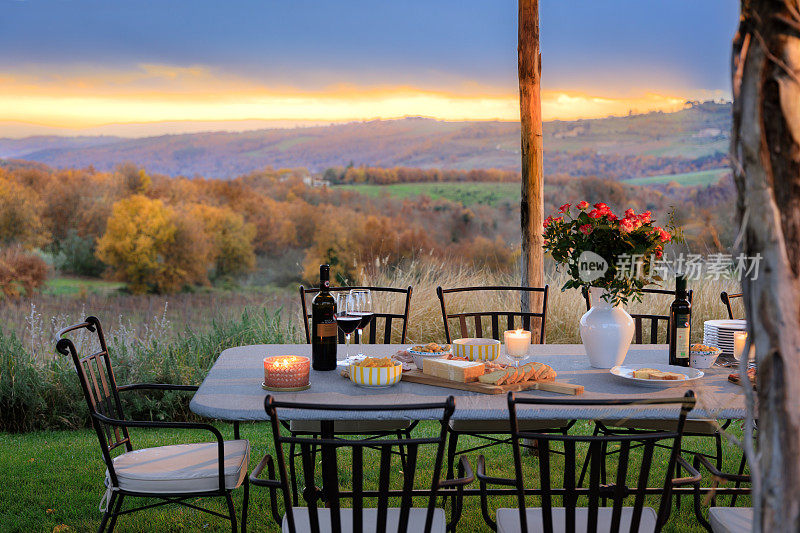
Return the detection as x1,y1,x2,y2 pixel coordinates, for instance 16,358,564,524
0,308,293,432
52,230,105,276
0,177,50,249
0,245,49,298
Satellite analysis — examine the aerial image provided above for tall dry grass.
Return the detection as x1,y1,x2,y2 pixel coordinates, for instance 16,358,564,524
361,260,744,344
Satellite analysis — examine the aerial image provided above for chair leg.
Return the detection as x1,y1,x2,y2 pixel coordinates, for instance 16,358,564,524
97,492,117,533
445,431,459,510
225,492,238,533
396,430,407,470
241,476,250,533
106,494,124,533
578,424,601,487
289,441,300,506
730,452,748,507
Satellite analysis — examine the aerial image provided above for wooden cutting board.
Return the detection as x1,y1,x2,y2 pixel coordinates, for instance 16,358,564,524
401,370,583,395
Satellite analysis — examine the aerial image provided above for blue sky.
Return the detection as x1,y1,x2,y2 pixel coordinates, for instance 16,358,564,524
0,0,739,134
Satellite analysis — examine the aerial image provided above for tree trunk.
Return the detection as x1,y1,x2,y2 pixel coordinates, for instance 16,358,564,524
731,1,800,530
519,0,544,313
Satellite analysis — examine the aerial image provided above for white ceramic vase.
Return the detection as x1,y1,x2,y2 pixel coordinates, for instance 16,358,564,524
579,287,634,368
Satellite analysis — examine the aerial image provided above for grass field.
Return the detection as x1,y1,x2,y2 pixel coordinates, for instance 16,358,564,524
338,182,521,207
0,422,749,532
625,168,729,187
42,277,126,297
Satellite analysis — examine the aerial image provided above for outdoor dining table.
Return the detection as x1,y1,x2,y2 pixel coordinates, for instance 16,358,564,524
190,343,748,501
190,343,747,424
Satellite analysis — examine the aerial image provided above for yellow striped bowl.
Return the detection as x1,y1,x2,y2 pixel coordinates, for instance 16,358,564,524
349,361,403,387
453,338,501,361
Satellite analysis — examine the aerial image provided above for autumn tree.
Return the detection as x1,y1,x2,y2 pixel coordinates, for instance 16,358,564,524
0,177,49,249
96,195,211,293
190,204,256,279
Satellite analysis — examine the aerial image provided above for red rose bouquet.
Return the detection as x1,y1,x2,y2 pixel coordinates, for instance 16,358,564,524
542,202,679,305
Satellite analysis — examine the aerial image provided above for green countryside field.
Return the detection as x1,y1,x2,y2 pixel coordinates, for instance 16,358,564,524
338,167,729,208
625,168,730,187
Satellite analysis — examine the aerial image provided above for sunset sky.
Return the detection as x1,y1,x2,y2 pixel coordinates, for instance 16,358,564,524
0,0,738,137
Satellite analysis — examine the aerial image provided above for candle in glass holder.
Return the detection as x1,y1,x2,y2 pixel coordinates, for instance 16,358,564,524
504,329,532,357
733,331,755,361
263,355,310,389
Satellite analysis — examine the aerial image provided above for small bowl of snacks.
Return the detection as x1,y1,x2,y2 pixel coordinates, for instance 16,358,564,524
690,343,722,369
453,338,501,362
349,357,403,388
407,343,451,370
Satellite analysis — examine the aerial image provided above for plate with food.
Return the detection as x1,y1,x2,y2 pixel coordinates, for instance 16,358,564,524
610,363,704,388
348,357,403,388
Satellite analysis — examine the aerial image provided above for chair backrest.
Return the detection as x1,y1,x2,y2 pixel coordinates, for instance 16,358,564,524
55,316,131,486
582,287,694,344
299,285,413,344
436,285,549,344
265,395,456,533
720,291,743,320
507,391,696,533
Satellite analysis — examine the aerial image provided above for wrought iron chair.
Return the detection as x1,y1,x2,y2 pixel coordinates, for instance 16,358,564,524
435,285,573,491
720,291,744,320
56,316,249,533
477,391,701,532
691,454,752,532
292,285,416,504
249,395,474,533
299,285,413,344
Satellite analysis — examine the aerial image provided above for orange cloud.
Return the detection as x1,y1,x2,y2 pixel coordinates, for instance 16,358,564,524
0,63,693,130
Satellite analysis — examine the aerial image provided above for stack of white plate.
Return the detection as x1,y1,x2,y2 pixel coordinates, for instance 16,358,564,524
703,319,746,357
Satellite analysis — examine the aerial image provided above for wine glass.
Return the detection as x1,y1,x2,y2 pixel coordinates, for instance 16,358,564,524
335,292,359,361
350,289,373,357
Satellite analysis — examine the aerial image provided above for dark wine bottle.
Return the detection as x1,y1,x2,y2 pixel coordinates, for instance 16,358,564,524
311,264,337,371
669,275,691,367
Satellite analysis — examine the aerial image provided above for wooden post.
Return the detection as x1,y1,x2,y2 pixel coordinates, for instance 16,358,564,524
519,0,544,313
731,1,800,530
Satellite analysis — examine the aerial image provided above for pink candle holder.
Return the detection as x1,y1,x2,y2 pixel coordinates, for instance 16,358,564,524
263,355,311,391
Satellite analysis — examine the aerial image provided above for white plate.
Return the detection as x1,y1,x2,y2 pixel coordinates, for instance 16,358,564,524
610,363,704,388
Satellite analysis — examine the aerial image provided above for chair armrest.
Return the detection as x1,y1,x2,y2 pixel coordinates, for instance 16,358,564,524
693,454,751,483
673,455,702,487
92,413,229,492
249,453,282,488
249,453,283,525
439,456,474,488
475,455,516,487
117,383,199,392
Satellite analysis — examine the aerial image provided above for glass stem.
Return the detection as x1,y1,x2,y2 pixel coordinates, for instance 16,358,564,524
345,333,351,359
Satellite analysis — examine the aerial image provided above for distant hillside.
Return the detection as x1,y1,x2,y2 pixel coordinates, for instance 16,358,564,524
0,102,731,179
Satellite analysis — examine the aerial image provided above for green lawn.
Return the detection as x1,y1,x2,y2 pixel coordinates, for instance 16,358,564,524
0,422,749,532
625,168,729,187
42,277,126,297
338,182,521,207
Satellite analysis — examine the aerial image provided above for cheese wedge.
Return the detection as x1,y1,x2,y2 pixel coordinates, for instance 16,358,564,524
423,358,485,382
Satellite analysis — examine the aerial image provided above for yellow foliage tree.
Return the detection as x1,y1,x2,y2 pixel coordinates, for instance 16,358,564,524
190,204,256,278
302,215,356,284
96,195,211,293
0,177,49,249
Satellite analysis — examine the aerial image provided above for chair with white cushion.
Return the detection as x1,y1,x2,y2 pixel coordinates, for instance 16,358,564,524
691,454,752,533
249,395,474,533
477,391,700,532
56,316,249,533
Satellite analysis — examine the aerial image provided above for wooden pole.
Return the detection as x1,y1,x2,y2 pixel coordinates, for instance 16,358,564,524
519,0,544,313
732,1,800,530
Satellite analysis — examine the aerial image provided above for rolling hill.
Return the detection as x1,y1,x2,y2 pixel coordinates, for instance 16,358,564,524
0,102,731,179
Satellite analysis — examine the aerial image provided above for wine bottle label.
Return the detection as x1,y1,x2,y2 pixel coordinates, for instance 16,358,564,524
317,322,337,338
675,311,690,359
